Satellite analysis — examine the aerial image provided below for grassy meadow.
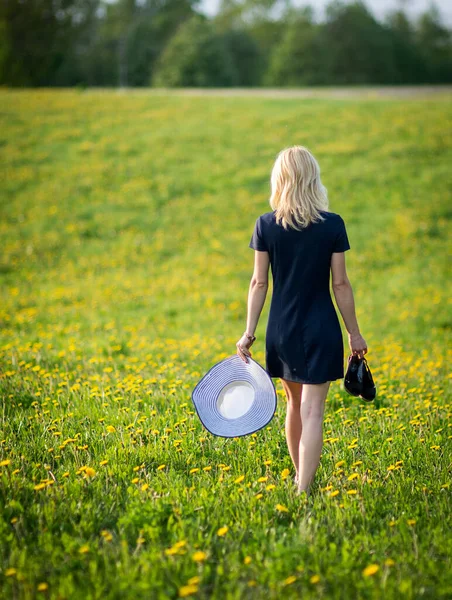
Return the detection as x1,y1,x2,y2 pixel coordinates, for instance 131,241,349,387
0,89,451,599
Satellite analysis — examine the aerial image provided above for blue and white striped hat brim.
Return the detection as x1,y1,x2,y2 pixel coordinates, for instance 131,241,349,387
191,355,277,438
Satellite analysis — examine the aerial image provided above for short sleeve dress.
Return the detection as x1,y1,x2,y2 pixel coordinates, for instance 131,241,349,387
249,210,350,384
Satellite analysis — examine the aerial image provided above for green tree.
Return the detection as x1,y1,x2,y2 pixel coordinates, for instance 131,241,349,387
321,0,399,84
0,0,99,86
385,7,429,84
265,7,328,86
415,3,452,83
215,0,287,84
221,29,262,86
114,0,198,87
152,15,238,87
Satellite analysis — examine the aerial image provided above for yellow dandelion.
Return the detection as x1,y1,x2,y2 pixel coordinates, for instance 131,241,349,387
363,564,379,577
101,531,113,542
178,584,198,597
37,583,48,591
34,483,46,491
106,425,116,433
283,575,297,586
217,526,228,537
407,519,416,526
346,489,357,495
234,475,245,484
84,467,96,477
0,459,11,467
79,545,89,554
100,460,108,466
5,568,17,577
310,575,320,584
244,556,252,565
347,473,359,481
330,490,340,497
141,483,149,491
388,520,397,527
266,484,276,491
257,476,268,483
276,504,289,513
157,464,166,471
281,468,290,479
192,551,207,562
189,468,199,474
255,493,263,500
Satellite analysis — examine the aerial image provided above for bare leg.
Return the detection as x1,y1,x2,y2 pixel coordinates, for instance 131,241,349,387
297,382,330,496
280,378,303,483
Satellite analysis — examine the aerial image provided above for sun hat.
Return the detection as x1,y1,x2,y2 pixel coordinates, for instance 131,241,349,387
191,354,277,438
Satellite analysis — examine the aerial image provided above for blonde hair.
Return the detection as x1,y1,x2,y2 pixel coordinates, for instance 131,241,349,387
269,145,329,230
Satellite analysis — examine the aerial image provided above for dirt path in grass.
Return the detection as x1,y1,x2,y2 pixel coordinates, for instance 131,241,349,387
145,85,452,100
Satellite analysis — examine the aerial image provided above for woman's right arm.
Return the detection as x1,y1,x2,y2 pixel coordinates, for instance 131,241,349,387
331,252,367,358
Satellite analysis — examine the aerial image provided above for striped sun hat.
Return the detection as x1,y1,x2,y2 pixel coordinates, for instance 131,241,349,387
191,355,277,438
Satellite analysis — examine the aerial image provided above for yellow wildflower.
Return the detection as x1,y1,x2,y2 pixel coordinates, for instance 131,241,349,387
178,585,198,597
192,551,207,562
363,564,379,576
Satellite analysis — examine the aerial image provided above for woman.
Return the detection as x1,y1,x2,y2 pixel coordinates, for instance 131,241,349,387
236,145,367,497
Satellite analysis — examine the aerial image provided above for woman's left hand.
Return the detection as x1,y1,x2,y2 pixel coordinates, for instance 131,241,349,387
236,334,254,363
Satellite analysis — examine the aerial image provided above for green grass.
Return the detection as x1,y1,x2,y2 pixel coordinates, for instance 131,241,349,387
0,89,451,599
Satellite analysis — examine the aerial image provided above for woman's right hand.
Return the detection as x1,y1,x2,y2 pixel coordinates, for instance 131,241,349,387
348,332,367,359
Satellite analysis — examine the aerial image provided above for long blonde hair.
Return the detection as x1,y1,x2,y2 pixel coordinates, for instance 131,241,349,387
269,145,329,230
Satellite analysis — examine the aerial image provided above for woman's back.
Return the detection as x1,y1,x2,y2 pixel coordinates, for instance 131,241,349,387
249,209,351,384
250,210,350,296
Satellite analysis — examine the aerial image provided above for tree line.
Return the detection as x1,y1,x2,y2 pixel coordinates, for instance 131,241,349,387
1,0,451,87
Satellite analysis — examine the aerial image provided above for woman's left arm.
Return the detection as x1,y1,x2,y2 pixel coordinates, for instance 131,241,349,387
236,250,270,363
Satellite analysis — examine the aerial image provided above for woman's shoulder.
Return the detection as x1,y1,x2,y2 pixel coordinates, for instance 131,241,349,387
319,210,344,221
259,210,277,222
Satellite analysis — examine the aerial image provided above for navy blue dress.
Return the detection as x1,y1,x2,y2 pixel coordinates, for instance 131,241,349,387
249,210,350,384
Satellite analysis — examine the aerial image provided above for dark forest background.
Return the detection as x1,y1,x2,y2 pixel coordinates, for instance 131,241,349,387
1,0,451,87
